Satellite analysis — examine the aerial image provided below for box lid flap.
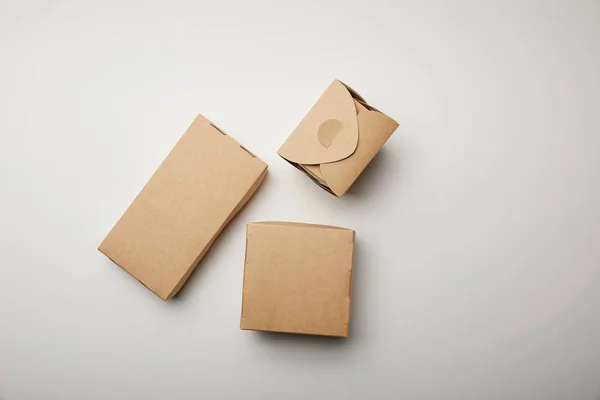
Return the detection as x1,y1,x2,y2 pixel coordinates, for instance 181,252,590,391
278,80,359,165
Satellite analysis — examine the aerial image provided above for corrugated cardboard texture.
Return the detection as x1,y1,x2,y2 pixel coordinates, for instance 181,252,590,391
241,222,355,337
99,115,268,300
278,80,398,197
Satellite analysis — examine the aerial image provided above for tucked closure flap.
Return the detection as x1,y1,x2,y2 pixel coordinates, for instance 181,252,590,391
278,80,359,165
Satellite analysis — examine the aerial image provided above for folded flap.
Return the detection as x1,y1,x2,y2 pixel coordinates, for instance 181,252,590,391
321,110,399,197
278,80,359,165
251,221,354,231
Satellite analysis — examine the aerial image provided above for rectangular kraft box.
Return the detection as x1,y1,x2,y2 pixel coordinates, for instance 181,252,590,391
278,80,398,197
99,115,268,300
241,221,355,337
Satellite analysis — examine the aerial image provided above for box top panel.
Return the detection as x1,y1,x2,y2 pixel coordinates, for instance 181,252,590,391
241,221,354,337
99,115,267,300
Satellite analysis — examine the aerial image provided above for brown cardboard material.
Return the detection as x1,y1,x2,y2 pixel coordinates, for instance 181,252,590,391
240,221,355,337
98,115,268,300
278,80,398,197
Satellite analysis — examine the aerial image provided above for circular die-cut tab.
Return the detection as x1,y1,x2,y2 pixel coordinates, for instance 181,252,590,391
318,119,344,148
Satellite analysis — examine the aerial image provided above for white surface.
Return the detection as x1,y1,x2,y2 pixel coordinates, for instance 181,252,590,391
1,1,600,399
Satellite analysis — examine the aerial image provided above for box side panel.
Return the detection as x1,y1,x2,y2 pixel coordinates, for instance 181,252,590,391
167,167,268,299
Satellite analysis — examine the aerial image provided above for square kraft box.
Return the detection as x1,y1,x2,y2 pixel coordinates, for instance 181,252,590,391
240,222,355,337
278,80,398,197
99,115,268,300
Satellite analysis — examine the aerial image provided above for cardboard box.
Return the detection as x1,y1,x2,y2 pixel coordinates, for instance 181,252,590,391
99,115,268,300
240,222,355,337
278,80,398,197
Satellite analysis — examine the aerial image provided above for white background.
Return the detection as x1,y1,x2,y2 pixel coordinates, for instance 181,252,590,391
1,1,600,399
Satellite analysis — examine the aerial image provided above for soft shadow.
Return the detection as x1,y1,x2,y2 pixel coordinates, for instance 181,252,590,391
169,173,270,304
246,329,352,363
253,330,349,348
344,146,401,198
99,256,167,304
